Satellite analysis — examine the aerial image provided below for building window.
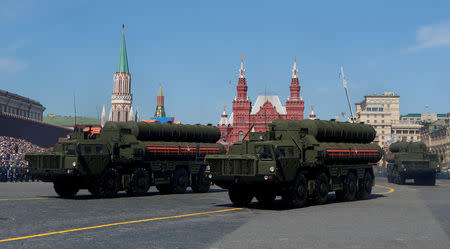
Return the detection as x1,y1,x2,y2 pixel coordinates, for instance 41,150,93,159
118,111,121,122
238,131,244,141
374,120,377,123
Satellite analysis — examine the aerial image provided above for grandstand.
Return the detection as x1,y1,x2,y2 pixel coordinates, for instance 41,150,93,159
0,90,72,147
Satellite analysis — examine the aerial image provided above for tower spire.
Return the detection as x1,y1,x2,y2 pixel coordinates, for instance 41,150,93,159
116,24,129,73
239,54,245,78
236,54,248,101
309,104,317,120
292,54,298,78
154,83,166,117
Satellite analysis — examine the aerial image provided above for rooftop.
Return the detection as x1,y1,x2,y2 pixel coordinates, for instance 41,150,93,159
0,89,44,108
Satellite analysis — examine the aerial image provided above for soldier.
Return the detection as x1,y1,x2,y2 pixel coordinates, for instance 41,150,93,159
18,166,24,182
0,164,6,182
24,166,30,182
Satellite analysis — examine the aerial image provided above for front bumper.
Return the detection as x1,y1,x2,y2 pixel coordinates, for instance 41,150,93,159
404,168,436,178
30,168,81,182
210,174,276,189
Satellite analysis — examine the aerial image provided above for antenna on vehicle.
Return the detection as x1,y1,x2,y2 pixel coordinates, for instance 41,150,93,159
73,91,77,130
340,66,355,123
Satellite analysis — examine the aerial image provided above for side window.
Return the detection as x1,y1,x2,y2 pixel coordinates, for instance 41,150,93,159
84,146,92,154
65,144,76,155
256,145,273,160
287,147,294,157
278,148,286,158
96,146,103,153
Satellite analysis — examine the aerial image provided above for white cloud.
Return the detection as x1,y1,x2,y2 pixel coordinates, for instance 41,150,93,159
410,21,450,50
0,57,28,73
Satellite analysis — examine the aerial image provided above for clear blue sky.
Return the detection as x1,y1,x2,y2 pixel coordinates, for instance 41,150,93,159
1,0,449,124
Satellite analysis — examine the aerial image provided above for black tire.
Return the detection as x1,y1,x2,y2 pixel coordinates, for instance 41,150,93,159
427,174,436,186
127,168,151,196
191,170,211,193
228,185,253,207
357,171,373,200
54,180,79,198
314,173,329,205
398,174,406,185
336,172,357,202
255,191,276,207
282,173,308,208
89,168,121,198
170,168,189,194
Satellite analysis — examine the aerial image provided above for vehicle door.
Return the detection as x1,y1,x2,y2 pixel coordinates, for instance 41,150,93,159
274,146,298,182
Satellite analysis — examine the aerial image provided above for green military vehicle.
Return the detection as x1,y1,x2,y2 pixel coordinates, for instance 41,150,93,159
386,142,440,185
25,121,225,198
205,119,382,208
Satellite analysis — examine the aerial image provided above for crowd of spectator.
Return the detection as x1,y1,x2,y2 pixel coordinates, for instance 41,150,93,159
0,136,47,182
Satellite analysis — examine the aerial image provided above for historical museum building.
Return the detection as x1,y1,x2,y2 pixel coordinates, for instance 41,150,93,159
218,56,305,144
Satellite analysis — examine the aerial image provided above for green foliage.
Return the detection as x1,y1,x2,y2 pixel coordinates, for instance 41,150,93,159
43,116,100,126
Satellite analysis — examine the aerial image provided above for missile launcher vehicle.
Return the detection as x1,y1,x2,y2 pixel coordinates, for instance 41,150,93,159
205,119,382,208
386,141,440,185
25,121,225,198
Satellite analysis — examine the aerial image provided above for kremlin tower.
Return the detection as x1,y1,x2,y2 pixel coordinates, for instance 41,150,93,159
109,24,133,122
217,55,305,144
309,104,317,120
285,55,305,120
154,84,166,118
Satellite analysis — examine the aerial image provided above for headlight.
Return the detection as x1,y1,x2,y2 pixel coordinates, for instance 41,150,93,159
25,161,29,166
72,162,76,167
208,174,213,179
269,167,275,173
206,165,210,171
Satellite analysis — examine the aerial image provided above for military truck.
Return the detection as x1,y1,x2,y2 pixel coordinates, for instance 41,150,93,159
386,142,439,185
205,119,382,208
25,121,225,198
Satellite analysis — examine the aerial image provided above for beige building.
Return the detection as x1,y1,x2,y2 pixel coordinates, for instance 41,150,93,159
0,89,45,121
355,92,399,147
420,115,450,167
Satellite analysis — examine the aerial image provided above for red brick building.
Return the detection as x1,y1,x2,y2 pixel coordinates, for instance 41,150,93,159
218,56,304,145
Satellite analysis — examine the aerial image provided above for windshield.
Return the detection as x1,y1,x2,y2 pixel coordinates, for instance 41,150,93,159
255,145,273,160
64,144,76,156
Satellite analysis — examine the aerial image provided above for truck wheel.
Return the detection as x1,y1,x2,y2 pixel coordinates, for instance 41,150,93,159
398,174,406,185
282,173,308,208
228,185,253,207
127,168,151,196
314,173,329,205
90,168,120,198
427,174,436,186
54,180,79,198
336,172,357,202
255,191,276,207
170,168,189,194
191,170,211,193
357,172,372,200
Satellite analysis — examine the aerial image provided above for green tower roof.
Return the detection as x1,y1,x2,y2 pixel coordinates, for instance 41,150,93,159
116,26,129,73
158,85,163,96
